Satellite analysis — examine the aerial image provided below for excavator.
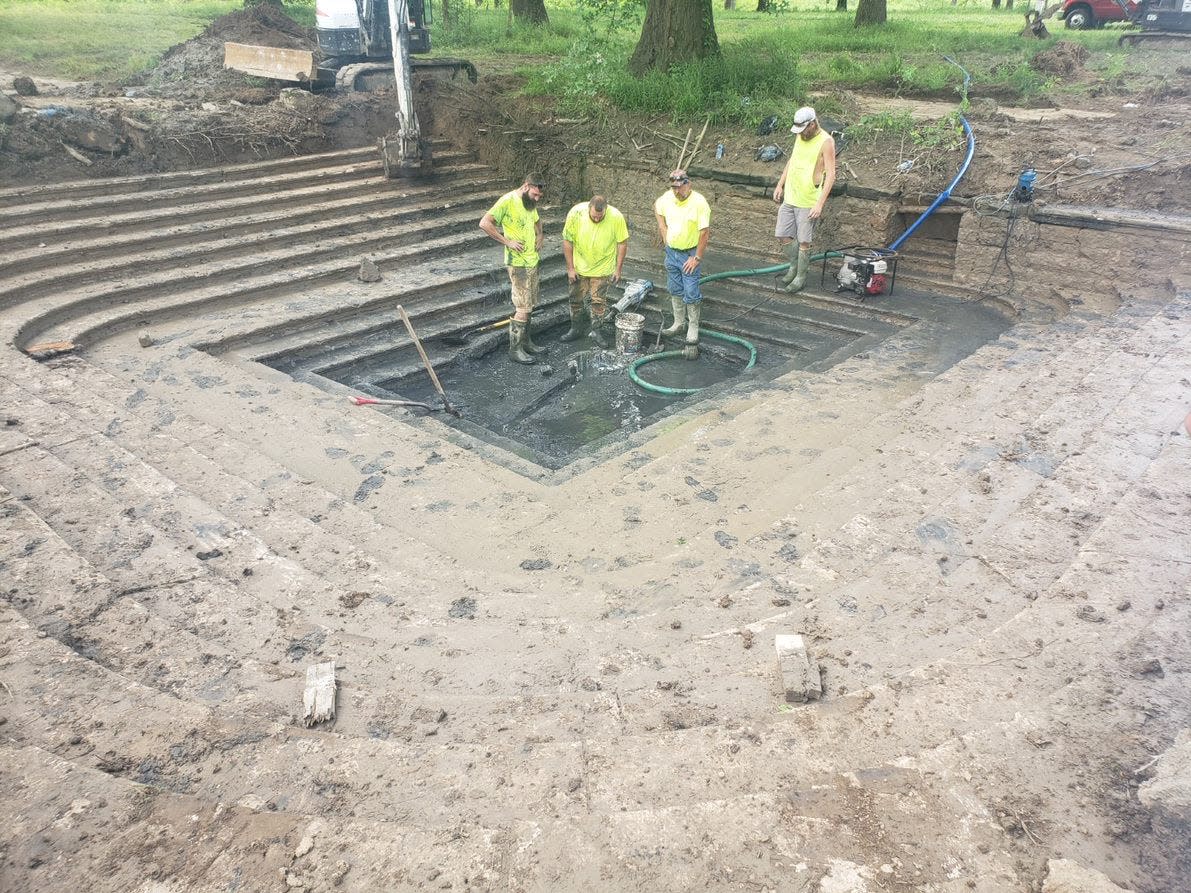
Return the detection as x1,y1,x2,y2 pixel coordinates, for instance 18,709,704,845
224,0,476,177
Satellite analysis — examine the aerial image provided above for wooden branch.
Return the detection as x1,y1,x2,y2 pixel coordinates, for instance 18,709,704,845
676,127,692,171
61,142,93,166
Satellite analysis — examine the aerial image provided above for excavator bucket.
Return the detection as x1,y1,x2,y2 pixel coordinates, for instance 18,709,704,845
381,133,431,178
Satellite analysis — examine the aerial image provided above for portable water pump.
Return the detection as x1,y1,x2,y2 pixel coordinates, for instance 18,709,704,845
836,248,896,298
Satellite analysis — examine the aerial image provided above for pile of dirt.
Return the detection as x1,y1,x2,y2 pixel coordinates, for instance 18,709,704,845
132,4,315,100
1030,40,1091,77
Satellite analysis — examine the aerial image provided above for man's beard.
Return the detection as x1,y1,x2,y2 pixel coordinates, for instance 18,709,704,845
521,194,537,210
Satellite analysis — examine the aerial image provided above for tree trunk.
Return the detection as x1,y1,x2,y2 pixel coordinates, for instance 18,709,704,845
836,0,847,9
511,0,549,25
756,0,770,9
724,0,736,8
991,0,1001,7
630,0,720,75
442,0,452,28
854,0,886,25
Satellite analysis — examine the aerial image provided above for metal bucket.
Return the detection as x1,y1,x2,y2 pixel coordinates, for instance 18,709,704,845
614,312,645,354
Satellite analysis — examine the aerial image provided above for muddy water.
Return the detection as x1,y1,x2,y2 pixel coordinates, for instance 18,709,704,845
378,324,789,468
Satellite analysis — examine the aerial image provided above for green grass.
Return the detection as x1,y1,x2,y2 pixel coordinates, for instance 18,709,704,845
0,0,1142,120
0,0,313,81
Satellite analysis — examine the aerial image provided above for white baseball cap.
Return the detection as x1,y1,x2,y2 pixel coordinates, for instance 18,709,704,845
790,106,817,134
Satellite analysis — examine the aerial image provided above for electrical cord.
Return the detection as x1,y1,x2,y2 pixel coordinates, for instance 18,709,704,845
975,205,1022,302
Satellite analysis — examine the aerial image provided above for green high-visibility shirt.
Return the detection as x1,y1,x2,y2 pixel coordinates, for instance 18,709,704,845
783,130,830,209
487,190,540,268
654,189,710,251
562,203,629,278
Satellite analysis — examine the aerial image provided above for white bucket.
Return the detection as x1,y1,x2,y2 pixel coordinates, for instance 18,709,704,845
614,312,645,354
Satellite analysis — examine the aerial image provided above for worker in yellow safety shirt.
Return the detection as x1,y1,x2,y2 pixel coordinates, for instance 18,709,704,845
773,106,836,293
479,173,547,365
560,195,629,348
654,169,711,359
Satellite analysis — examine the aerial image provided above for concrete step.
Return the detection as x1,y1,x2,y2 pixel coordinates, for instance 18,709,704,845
0,488,289,713
0,144,380,203
13,226,501,350
0,156,486,252
0,174,506,302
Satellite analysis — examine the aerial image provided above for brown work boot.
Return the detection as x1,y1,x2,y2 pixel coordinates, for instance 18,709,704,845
508,320,536,365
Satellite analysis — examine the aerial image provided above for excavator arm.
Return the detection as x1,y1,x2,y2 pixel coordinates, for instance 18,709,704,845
379,0,428,177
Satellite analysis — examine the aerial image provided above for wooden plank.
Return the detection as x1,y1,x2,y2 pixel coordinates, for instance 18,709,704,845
223,42,317,83
301,659,337,727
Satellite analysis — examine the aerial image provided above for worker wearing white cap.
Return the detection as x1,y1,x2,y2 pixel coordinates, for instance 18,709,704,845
772,106,836,293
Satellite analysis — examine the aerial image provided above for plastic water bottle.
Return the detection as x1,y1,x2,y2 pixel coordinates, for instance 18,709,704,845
715,143,724,160
1016,167,1036,202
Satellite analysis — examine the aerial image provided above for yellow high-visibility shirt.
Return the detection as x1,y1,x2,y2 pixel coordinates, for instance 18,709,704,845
562,203,629,278
782,130,829,209
487,190,540,267
653,189,710,251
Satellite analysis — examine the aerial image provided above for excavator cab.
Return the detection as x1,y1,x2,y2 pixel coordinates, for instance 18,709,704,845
316,0,430,66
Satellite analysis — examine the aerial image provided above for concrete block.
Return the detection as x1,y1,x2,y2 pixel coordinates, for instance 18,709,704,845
775,633,822,703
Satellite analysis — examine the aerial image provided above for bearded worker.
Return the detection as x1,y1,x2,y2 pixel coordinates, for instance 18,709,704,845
560,194,629,348
773,106,836,293
479,173,547,365
654,169,711,358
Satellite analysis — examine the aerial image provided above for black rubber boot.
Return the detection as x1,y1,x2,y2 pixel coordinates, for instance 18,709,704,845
523,312,547,355
508,320,536,365
559,306,590,342
591,313,613,349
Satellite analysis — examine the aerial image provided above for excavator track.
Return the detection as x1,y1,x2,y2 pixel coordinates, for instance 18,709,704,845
333,58,479,92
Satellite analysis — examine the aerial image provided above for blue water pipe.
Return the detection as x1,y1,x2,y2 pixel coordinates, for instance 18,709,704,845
887,116,975,253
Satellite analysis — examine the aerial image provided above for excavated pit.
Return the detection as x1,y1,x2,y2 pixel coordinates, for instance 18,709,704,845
256,278,1011,472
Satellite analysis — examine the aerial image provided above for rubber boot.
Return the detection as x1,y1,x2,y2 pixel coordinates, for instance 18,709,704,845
522,312,547,355
591,312,613,349
786,248,811,293
661,296,687,338
779,241,800,286
559,305,589,342
684,302,701,361
508,319,536,365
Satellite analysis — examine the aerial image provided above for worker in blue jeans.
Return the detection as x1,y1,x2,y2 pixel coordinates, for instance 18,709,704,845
654,169,711,359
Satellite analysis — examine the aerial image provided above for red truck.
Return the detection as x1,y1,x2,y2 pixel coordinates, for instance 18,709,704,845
1061,0,1138,28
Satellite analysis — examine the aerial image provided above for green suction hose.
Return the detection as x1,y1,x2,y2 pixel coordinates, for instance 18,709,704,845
696,251,838,286
628,329,758,396
627,252,838,395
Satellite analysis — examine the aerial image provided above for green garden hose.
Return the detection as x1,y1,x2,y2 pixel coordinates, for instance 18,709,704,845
628,329,758,396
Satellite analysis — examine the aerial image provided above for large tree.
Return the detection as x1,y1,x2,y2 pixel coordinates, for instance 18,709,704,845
628,0,719,75
854,0,886,25
512,0,549,24
630,0,720,75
